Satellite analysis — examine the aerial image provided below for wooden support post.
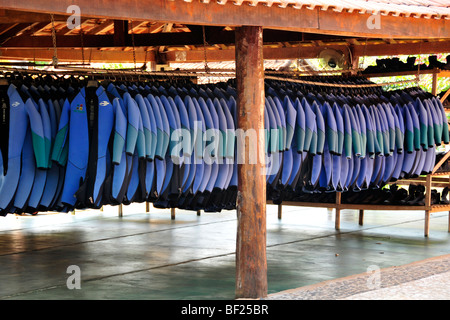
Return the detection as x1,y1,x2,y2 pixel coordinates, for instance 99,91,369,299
235,26,267,299
278,204,282,220
359,209,364,226
118,204,123,217
171,208,176,220
432,70,438,96
335,192,341,230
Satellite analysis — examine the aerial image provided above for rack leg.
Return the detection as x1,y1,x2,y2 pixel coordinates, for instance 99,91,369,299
335,192,341,230
335,208,341,230
118,204,123,217
448,211,450,233
171,208,176,220
146,202,150,213
278,204,282,220
359,210,364,226
424,210,430,237
197,210,201,216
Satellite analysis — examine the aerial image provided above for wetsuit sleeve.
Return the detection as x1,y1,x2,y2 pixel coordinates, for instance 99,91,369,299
313,102,325,155
136,115,146,158
51,98,70,166
402,105,414,153
342,104,353,159
415,98,428,149
333,103,344,156
325,102,338,155
362,105,375,158
302,98,316,154
125,94,140,155
284,96,297,152
294,98,305,153
407,102,421,151
112,98,127,165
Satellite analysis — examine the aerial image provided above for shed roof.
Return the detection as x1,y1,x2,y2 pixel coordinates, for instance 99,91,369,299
176,0,450,19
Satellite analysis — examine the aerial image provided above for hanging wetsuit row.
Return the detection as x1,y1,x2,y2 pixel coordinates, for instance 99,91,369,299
0,76,448,216
0,78,240,215
264,80,449,203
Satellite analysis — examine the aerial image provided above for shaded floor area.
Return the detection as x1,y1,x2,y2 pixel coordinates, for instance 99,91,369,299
0,203,449,299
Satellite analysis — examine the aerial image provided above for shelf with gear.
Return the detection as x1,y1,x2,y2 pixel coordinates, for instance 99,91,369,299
273,65,450,238
271,153,450,238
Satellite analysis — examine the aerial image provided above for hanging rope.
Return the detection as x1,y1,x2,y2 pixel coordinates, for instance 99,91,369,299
50,14,58,67
202,26,210,73
359,37,368,71
417,41,423,86
130,20,137,72
80,29,85,66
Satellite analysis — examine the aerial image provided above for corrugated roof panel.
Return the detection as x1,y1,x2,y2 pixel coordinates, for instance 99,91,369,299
196,0,450,19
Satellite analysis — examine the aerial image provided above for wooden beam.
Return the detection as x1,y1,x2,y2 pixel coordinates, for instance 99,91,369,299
0,9,68,23
0,48,156,63
352,40,450,57
1,1,449,38
0,29,349,49
166,39,450,63
235,25,267,299
3,39,450,63
113,20,128,47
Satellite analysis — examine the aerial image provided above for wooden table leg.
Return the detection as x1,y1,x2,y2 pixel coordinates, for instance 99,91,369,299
335,208,341,230
335,192,341,230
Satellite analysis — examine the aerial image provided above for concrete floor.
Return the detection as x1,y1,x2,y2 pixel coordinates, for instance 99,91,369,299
0,203,449,300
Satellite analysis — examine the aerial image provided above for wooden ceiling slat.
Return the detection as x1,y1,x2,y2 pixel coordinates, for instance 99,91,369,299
0,23,33,44
87,19,115,35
